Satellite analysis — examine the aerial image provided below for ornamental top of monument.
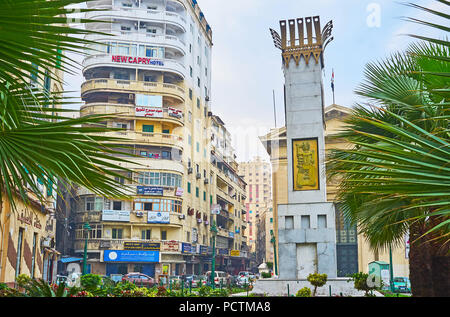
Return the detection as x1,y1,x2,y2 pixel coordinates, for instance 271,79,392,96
270,16,333,67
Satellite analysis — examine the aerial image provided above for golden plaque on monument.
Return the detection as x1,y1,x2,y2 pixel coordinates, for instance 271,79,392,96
292,138,319,191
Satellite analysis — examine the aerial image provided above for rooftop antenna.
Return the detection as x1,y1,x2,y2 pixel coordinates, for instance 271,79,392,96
273,89,277,128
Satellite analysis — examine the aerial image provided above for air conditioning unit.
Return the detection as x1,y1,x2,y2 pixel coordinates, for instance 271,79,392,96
178,214,185,220
136,212,144,217
41,237,52,248
129,94,135,100
188,167,193,174
205,96,210,102
204,179,209,184
196,173,201,179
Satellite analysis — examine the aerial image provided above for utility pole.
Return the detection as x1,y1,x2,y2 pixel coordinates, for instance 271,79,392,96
82,222,91,275
210,221,218,289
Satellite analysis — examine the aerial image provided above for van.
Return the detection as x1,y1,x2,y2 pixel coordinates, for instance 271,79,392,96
205,271,227,286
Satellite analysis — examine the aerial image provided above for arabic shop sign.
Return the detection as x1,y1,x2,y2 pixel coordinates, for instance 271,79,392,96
135,106,163,118
124,242,160,251
112,55,164,66
137,186,163,196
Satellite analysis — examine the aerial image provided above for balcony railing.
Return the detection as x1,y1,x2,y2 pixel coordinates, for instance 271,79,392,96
80,103,184,125
82,54,186,78
85,7,187,31
81,79,185,102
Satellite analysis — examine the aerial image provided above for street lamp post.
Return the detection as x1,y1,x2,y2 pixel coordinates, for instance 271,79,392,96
389,245,394,293
210,221,218,289
270,232,278,276
82,222,91,275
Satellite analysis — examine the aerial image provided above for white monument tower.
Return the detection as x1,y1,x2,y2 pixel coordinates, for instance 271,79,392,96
270,17,337,279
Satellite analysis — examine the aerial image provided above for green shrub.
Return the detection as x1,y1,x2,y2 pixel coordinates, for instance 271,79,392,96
16,274,31,288
349,272,379,297
261,272,272,279
307,273,327,296
296,287,312,297
80,274,102,293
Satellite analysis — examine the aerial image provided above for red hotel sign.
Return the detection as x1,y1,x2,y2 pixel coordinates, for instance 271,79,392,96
112,55,164,66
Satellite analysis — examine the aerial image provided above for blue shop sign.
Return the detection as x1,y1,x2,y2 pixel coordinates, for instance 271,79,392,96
218,248,229,256
104,250,160,263
199,245,208,255
137,186,164,196
182,243,193,254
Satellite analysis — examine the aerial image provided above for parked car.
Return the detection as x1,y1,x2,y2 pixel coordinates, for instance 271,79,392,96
236,275,253,287
393,277,411,293
184,275,204,288
122,273,155,287
238,271,256,282
169,275,183,285
205,271,227,286
56,275,68,286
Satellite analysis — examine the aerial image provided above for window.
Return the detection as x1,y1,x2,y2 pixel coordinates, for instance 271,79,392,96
318,215,327,229
197,77,200,87
189,89,193,100
113,201,122,211
186,231,190,242
203,191,206,201
187,182,191,193
16,228,24,278
285,216,294,229
112,228,123,239
135,199,181,213
141,229,151,240
196,142,200,152
301,215,311,229
188,134,191,145
31,233,38,278
190,66,193,77
197,98,200,108
161,230,167,240
142,125,154,133
86,197,95,211
196,187,199,198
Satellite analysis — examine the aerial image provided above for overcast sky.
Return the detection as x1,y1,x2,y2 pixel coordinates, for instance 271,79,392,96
64,0,447,162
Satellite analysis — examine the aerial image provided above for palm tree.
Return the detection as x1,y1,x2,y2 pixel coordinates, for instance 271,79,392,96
0,0,135,211
327,0,449,297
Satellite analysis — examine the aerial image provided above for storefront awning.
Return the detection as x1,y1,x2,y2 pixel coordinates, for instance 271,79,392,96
60,257,83,263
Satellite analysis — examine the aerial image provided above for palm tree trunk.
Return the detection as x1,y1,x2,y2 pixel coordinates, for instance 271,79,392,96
431,255,449,297
409,221,434,297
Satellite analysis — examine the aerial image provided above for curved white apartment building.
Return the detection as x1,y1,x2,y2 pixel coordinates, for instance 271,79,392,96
70,0,250,279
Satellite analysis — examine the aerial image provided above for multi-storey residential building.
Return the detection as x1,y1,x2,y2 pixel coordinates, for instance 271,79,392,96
255,204,274,266
238,157,272,260
0,64,62,287
259,104,410,278
62,0,249,280
208,114,249,274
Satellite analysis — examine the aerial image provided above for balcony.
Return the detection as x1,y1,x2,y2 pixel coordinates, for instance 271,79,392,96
80,103,184,126
89,130,184,149
85,8,187,32
82,54,186,78
81,79,185,103
84,30,186,56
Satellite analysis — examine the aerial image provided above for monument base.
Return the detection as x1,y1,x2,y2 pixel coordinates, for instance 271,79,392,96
251,278,369,297
278,202,337,279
